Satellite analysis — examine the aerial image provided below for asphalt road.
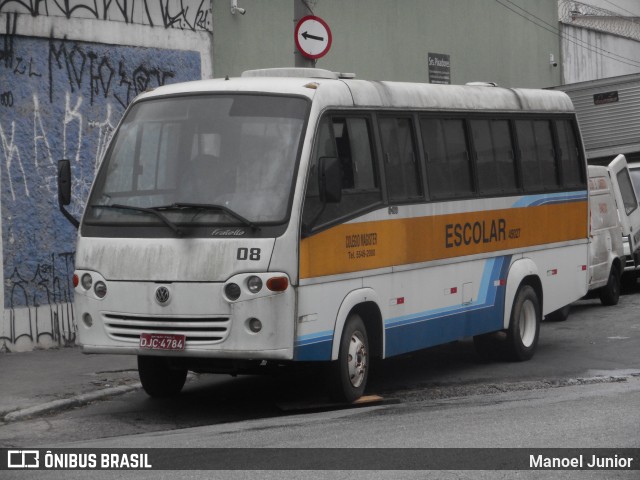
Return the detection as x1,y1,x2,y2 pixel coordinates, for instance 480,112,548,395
1,290,639,479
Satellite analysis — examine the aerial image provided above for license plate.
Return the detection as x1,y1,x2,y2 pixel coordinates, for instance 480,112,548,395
139,333,185,351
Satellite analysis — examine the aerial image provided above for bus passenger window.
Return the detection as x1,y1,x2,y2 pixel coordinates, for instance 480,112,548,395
421,118,474,199
379,117,422,202
516,120,559,192
556,120,584,188
470,119,517,195
303,116,381,232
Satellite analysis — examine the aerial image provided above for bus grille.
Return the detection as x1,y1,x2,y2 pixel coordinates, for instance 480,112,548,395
102,313,231,345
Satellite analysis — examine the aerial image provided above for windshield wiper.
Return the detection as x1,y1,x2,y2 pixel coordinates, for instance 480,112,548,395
156,203,260,230
90,204,184,236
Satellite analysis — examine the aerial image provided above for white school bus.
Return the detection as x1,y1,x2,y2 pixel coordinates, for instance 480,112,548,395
59,68,589,402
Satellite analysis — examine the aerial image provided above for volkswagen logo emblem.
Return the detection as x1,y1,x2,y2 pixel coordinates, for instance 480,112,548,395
155,286,171,306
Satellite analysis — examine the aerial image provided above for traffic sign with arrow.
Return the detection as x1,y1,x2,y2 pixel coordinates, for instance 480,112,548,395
295,15,332,60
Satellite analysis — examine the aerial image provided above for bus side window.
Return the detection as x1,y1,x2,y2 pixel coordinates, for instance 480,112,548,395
555,120,585,188
303,116,381,232
470,119,517,195
421,118,474,199
379,117,422,202
516,120,559,192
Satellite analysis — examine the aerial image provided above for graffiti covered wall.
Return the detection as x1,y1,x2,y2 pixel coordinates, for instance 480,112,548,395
0,0,211,31
0,7,205,350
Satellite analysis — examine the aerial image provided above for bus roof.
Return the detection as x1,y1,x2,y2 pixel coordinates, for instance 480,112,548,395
137,68,575,114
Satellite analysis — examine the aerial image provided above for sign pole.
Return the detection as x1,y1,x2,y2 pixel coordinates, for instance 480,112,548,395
294,0,315,67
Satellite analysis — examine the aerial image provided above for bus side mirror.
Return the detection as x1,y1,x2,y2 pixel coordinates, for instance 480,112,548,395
319,157,342,204
58,160,79,228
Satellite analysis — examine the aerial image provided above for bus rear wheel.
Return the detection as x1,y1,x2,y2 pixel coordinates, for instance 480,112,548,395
138,356,188,398
330,314,369,403
505,285,540,361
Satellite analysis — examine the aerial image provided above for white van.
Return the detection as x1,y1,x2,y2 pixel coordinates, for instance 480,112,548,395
548,165,624,322
587,165,624,305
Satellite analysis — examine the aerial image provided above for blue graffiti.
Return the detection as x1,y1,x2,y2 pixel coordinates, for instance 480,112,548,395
0,33,201,323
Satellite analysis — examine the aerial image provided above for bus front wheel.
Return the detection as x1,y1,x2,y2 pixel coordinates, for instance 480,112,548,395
330,314,369,403
505,285,540,361
138,356,188,398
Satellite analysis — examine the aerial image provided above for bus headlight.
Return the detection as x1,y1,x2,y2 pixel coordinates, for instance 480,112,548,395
94,281,107,298
246,276,263,294
81,273,93,290
225,283,241,301
224,273,289,302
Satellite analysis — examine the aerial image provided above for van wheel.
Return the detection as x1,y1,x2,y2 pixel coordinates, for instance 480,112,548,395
505,285,540,361
599,266,621,306
330,314,369,403
138,356,187,398
546,305,570,322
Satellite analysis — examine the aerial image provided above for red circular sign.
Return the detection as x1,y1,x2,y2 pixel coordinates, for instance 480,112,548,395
295,15,332,60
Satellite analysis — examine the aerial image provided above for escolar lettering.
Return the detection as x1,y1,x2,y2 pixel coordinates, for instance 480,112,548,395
445,219,507,248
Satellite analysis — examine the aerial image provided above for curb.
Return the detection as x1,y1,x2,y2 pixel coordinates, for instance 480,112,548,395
2,383,141,423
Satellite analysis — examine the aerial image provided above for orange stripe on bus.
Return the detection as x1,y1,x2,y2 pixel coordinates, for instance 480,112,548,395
299,202,588,279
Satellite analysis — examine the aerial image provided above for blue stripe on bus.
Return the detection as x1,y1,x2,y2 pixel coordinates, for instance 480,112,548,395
295,255,512,361
511,191,587,208
294,331,333,361
384,255,511,357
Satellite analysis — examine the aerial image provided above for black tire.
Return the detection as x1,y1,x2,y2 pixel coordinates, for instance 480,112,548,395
329,314,369,403
138,356,187,398
504,285,540,361
599,266,621,306
545,304,570,322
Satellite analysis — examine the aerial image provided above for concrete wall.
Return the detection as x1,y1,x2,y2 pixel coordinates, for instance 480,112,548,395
561,24,640,84
213,0,562,88
558,0,640,84
0,1,211,351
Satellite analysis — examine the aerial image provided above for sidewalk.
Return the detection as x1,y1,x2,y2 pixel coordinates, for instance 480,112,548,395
0,347,140,422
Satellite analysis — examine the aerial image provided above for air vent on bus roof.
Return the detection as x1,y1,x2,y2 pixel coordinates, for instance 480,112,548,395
241,68,356,80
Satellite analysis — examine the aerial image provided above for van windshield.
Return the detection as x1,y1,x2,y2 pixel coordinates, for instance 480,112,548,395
84,94,308,227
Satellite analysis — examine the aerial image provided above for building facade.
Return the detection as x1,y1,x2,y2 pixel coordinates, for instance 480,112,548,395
213,0,562,87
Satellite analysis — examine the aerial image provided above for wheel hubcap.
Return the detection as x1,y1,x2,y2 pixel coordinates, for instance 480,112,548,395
347,332,367,388
519,299,536,347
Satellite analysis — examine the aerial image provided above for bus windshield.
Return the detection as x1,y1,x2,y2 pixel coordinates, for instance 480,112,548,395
84,94,308,227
